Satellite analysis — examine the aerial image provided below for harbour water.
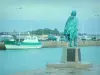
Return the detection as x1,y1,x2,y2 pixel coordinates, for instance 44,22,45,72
0,46,100,75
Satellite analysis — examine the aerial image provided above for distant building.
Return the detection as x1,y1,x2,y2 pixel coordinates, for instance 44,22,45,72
37,35,48,41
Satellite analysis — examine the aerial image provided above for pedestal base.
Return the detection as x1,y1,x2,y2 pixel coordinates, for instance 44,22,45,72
46,47,93,70
46,62,93,69
61,47,81,63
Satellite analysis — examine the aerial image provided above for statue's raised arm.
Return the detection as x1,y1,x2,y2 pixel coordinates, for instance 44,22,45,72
64,10,78,47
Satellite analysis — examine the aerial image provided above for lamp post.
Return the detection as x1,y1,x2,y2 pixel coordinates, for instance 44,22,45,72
94,14,99,41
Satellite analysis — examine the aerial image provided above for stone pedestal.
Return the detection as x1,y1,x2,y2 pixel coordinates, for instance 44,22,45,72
61,47,81,63
46,47,92,70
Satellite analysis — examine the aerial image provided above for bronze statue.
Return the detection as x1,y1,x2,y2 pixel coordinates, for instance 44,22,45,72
64,10,78,47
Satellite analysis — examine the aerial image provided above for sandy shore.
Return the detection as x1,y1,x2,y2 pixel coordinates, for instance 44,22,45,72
42,41,100,48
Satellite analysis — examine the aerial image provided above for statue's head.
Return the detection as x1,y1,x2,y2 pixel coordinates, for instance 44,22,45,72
71,10,76,16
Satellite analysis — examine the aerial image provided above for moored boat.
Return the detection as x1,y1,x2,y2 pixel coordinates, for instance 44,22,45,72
4,35,42,50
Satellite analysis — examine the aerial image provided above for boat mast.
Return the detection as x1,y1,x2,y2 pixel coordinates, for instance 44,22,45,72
18,32,20,44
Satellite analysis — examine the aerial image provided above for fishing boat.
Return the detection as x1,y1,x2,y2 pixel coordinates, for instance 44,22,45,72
3,34,42,50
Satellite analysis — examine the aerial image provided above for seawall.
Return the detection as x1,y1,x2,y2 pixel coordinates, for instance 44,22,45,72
42,41,100,48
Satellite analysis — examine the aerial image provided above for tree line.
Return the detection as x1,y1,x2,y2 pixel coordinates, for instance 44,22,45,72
30,28,60,35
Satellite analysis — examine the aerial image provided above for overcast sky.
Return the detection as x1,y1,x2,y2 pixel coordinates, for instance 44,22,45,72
0,0,100,34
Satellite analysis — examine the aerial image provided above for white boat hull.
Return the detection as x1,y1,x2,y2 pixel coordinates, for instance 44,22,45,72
5,44,42,50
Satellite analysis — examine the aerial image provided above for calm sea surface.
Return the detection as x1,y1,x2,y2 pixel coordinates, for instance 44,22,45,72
0,46,100,75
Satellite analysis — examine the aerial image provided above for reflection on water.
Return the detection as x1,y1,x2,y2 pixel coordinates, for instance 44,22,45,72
0,46,100,75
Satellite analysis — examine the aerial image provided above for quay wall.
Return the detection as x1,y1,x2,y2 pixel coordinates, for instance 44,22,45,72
42,41,100,48
0,41,100,50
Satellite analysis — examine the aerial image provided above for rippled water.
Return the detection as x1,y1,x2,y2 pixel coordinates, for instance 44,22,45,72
0,46,100,75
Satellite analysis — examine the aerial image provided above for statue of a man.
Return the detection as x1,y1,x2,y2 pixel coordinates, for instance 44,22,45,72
64,10,78,47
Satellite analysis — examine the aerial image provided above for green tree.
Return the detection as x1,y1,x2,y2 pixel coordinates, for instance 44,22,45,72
31,28,60,35
35,29,43,35
51,28,59,35
43,28,51,35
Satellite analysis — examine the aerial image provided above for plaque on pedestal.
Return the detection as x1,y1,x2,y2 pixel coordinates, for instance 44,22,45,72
61,47,81,63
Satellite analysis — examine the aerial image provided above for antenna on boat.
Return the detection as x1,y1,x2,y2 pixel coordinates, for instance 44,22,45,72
18,32,21,44
28,31,30,36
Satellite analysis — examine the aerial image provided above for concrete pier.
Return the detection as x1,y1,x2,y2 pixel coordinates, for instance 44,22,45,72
46,47,92,69
42,41,100,48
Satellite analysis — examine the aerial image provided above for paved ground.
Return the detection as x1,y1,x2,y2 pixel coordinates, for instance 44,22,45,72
11,64,100,75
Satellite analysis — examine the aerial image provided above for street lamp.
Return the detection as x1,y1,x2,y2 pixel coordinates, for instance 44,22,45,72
94,14,99,41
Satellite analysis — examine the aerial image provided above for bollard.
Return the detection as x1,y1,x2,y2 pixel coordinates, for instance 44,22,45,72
0,42,6,50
